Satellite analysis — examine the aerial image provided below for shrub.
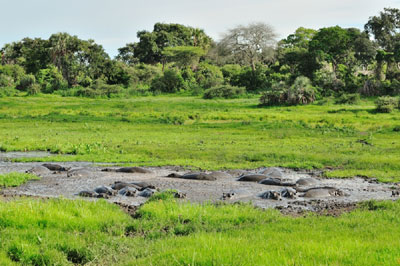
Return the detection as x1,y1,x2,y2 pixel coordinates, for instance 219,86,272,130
0,74,14,88
335,93,361,105
150,69,185,93
259,82,288,106
0,64,25,84
16,74,36,91
26,84,41,95
375,96,399,113
36,66,68,93
287,76,316,105
203,85,246,99
194,63,223,89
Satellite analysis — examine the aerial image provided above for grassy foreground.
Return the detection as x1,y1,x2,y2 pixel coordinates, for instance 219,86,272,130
0,195,399,265
0,95,399,181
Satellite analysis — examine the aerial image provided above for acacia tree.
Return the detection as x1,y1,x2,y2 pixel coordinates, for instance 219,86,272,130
218,22,277,71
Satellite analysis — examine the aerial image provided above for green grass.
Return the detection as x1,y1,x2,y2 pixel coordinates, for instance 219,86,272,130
0,172,39,189
0,94,399,181
0,195,400,265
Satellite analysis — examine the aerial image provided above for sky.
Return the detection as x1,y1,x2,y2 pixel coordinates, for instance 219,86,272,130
0,0,399,57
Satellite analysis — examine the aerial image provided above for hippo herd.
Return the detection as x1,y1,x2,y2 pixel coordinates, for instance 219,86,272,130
23,164,399,204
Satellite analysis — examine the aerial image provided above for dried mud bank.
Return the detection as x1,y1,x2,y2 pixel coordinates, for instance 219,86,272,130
1,161,399,214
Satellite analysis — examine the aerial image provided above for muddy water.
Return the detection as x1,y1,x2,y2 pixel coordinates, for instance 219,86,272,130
0,162,398,212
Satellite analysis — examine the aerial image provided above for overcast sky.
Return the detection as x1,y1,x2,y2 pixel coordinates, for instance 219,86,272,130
0,0,399,57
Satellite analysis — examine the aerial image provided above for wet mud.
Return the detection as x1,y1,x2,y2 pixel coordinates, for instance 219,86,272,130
1,161,399,214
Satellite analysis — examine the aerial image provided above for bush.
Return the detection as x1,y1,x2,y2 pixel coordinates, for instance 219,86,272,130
194,63,223,89
26,84,41,95
0,74,14,88
287,76,316,105
203,85,245,99
36,66,68,93
335,93,361,105
0,64,25,84
259,82,288,106
16,74,36,91
150,69,185,93
375,96,399,113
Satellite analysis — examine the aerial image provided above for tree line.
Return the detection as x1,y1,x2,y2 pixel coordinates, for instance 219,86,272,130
0,8,400,107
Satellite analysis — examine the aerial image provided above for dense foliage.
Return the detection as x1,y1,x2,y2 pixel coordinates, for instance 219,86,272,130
0,8,400,104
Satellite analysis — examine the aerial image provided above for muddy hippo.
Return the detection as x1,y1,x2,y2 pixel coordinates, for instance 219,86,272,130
94,186,116,196
119,187,138,197
26,166,51,176
182,173,217,181
102,167,152,174
67,169,91,178
208,171,232,179
111,182,142,191
42,164,70,171
112,181,155,191
280,188,297,199
259,190,281,200
138,188,156,198
296,178,318,186
259,177,296,186
237,174,268,182
78,190,98,198
221,189,253,200
259,167,284,178
301,187,344,198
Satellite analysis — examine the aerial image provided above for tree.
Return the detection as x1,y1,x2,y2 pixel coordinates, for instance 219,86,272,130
277,27,317,78
118,23,212,65
162,46,205,69
218,22,277,71
309,26,352,74
365,8,400,52
365,8,400,79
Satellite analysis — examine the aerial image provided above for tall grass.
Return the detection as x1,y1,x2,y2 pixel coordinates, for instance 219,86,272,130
0,196,399,265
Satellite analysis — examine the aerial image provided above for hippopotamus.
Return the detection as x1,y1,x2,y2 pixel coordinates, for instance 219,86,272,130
259,190,281,200
26,166,51,176
300,187,344,198
221,189,253,200
182,173,217,181
280,188,297,199
118,187,138,197
94,186,116,196
237,174,268,182
102,167,152,174
111,181,155,191
67,169,91,178
208,171,232,179
259,167,284,178
78,190,98,198
138,188,156,198
258,177,296,186
42,164,70,171
296,178,319,186
167,172,217,181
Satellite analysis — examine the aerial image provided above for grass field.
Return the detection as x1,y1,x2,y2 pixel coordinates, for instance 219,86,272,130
0,194,399,265
0,94,399,182
1,95,400,265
